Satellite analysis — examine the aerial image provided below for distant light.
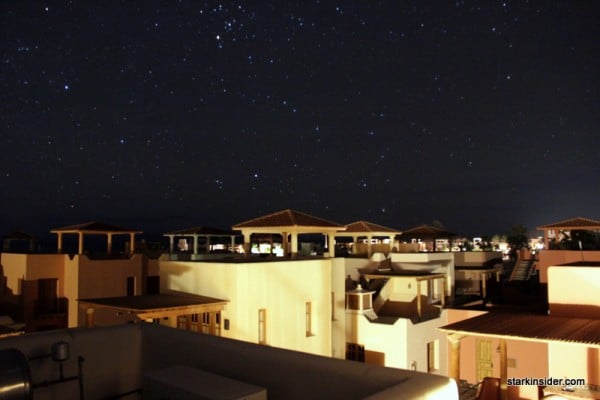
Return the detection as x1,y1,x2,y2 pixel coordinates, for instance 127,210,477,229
64,84,69,90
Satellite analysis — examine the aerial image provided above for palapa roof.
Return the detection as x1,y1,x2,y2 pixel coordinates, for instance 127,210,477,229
51,221,142,234
439,312,600,348
165,226,238,236
233,209,343,229
537,216,600,230
340,221,400,235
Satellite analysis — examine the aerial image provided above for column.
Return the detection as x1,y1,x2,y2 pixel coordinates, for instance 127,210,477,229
448,334,463,383
168,235,174,253
352,236,358,255
107,233,113,254
86,308,95,328
193,235,199,255
129,233,136,253
481,272,487,299
78,232,84,254
230,235,235,253
290,232,298,258
367,235,373,258
416,279,422,319
328,233,336,258
243,233,250,257
57,233,63,253
206,235,212,253
281,232,288,256
499,339,508,400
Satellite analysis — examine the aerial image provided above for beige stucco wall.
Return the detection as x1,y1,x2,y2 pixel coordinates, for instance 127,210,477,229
406,310,449,376
453,251,503,265
1,253,68,295
76,254,147,327
538,250,600,282
445,309,549,400
1,252,29,294
548,265,600,310
548,342,599,386
390,252,455,294
159,258,336,357
346,309,449,375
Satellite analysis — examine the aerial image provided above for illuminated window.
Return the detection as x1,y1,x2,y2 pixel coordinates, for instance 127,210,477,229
258,308,267,344
306,302,314,336
427,340,439,372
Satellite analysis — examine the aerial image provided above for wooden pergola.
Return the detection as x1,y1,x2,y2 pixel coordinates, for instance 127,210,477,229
79,293,228,334
336,221,401,257
537,216,600,249
51,221,142,255
232,209,344,258
164,226,240,254
397,224,458,252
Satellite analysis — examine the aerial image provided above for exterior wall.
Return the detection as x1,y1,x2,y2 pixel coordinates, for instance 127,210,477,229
343,257,370,279
1,252,29,294
159,258,335,357
330,257,347,359
346,309,449,375
537,250,600,282
346,311,408,369
445,309,548,400
77,254,146,327
453,251,503,265
0,253,66,295
548,265,600,317
406,309,449,376
548,342,599,386
390,252,455,294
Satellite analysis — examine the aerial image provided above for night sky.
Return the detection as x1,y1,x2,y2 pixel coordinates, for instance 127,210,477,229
1,1,599,240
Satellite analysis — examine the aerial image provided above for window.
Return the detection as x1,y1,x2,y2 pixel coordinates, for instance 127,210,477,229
427,340,439,373
331,292,336,321
258,309,267,344
126,277,135,296
346,343,365,362
305,302,314,336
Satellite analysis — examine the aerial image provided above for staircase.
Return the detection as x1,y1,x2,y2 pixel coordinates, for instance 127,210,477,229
509,258,535,281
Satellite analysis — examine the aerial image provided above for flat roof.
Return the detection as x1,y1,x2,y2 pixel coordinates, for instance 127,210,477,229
78,294,228,318
439,312,600,347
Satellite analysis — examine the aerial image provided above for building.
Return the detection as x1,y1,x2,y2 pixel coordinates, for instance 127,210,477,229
0,322,458,400
439,260,600,400
0,222,160,330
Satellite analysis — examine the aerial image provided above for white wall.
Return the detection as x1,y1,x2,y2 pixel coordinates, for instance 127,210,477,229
159,258,335,357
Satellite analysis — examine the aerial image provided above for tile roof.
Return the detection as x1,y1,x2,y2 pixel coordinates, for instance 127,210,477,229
397,224,457,239
165,226,238,236
439,312,600,347
342,221,400,233
51,221,141,233
233,209,343,229
537,217,600,230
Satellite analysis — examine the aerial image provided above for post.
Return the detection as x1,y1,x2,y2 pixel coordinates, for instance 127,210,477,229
499,339,508,400
448,334,463,383
416,279,422,319
85,308,94,328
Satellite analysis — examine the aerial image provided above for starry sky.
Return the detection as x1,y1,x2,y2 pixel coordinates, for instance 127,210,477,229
1,1,599,240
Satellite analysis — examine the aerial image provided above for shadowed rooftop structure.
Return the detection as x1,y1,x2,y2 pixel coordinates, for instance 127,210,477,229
233,208,343,229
